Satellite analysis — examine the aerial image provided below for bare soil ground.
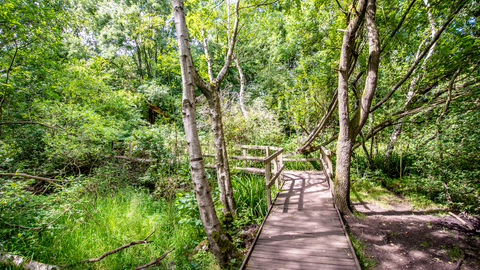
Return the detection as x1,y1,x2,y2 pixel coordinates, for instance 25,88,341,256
346,196,480,270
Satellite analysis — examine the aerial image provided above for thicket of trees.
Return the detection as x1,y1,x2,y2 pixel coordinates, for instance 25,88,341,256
1,0,479,267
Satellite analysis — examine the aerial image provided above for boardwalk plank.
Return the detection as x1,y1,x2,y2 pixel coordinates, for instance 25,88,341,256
245,170,360,270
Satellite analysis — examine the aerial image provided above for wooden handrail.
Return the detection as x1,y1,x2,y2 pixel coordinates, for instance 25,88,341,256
319,146,334,195
264,148,284,164
239,145,281,150
283,158,322,161
266,165,285,189
203,144,286,208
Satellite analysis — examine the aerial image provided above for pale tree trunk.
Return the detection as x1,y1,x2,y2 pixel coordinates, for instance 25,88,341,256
208,85,236,217
335,0,380,215
172,0,239,264
385,0,438,163
233,53,248,118
195,1,241,217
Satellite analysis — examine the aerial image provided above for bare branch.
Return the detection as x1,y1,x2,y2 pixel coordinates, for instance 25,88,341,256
84,230,156,263
215,0,241,83
380,0,417,53
0,173,63,188
371,1,467,113
131,248,175,270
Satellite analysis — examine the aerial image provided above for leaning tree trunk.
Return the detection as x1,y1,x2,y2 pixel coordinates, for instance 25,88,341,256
208,86,236,217
172,0,240,265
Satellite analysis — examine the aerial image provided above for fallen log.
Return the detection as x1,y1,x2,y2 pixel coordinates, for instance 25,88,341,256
0,251,60,270
448,212,475,230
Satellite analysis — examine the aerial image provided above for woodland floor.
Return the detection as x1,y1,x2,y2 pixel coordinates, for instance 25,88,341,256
347,196,480,270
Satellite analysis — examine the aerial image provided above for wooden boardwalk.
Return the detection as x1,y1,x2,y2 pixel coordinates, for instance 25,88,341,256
245,170,360,270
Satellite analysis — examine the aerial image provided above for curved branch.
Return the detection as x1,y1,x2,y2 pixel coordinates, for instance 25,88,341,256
0,173,63,188
371,0,467,113
215,0,241,84
84,230,156,263
132,248,175,270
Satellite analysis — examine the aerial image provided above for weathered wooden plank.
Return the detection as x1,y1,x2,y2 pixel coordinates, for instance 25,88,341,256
252,245,355,257
264,148,284,164
247,258,356,270
249,253,356,265
283,158,323,161
244,170,360,270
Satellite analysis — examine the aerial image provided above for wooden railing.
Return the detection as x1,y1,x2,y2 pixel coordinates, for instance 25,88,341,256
204,145,285,208
319,146,334,195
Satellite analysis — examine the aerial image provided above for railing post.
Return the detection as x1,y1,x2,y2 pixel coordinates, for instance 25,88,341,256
279,152,283,185
243,148,247,167
274,156,279,189
265,147,271,208
265,161,271,208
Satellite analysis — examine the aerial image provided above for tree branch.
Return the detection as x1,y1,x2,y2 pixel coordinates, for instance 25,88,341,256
0,173,63,188
84,230,156,263
380,0,417,53
371,1,467,113
131,248,175,270
215,0,241,84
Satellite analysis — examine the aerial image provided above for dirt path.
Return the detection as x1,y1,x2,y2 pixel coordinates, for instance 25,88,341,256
346,197,480,269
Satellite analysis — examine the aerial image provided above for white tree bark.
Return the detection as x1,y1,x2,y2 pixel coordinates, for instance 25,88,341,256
196,0,241,217
233,53,248,118
171,0,239,264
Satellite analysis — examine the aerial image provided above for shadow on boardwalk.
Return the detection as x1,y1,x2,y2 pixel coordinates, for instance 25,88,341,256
245,170,360,270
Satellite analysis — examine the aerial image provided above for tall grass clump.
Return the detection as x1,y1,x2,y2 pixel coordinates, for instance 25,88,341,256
0,184,218,269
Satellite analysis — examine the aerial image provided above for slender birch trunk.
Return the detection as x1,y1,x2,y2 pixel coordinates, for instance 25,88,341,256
172,0,240,264
195,1,241,217
385,0,438,163
233,53,248,118
208,85,236,216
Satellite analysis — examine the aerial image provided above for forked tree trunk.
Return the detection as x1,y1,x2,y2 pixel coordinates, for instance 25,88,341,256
334,0,368,215
196,2,240,218
335,0,380,215
172,0,239,264
208,86,236,216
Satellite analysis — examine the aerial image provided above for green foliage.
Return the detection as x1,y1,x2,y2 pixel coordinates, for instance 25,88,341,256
348,232,376,270
0,185,215,269
231,173,269,223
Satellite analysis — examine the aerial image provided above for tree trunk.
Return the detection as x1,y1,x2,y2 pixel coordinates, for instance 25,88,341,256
172,0,240,264
135,38,144,83
334,0,368,215
195,2,240,217
335,0,380,215
385,0,438,163
208,85,236,216
233,53,247,118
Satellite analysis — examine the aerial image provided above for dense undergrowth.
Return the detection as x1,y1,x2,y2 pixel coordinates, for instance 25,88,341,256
0,160,273,270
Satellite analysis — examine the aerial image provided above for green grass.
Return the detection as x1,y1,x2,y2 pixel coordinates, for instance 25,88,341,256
348,232,376,270
1,187,217,269
231,172,271,224
350,174,445,211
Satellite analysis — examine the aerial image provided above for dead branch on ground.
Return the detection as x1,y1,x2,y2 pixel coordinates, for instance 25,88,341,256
131,248,175,270
84,230,156,263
